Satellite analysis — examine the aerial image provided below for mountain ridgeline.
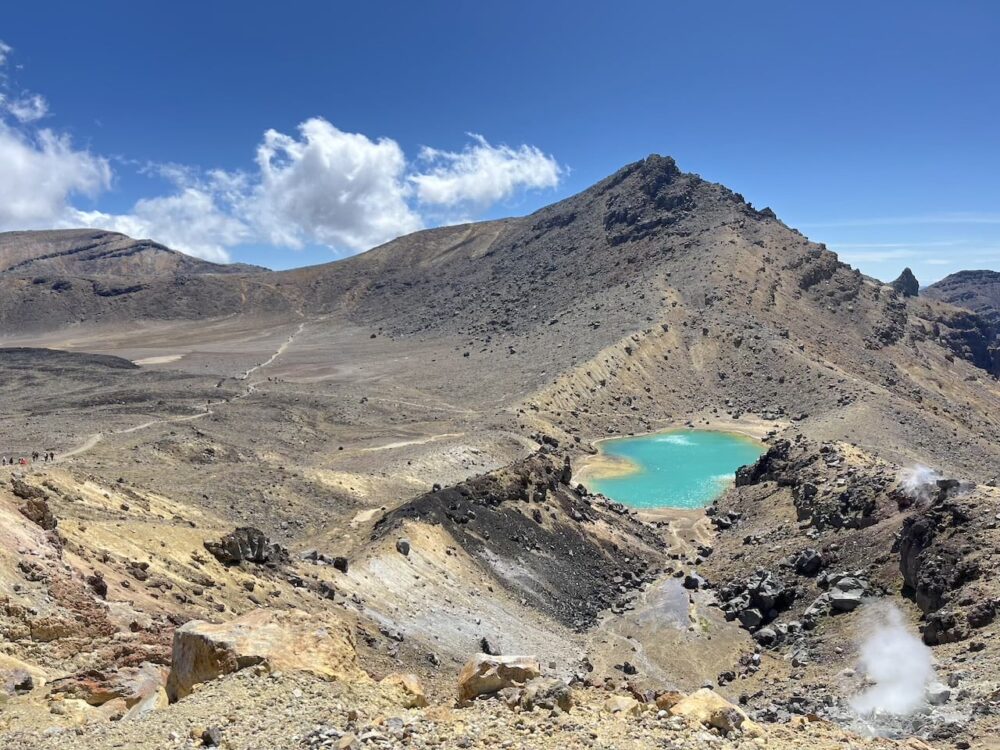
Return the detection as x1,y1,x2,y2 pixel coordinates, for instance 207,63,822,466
1,156,997,378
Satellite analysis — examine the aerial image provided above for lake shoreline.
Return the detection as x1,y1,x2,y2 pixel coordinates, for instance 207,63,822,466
573,423,766,510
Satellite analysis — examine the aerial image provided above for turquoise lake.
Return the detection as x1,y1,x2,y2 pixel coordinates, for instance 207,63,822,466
586,429,765,509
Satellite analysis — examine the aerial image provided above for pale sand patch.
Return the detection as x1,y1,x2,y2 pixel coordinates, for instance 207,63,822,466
573,452,640,485
133,354,183,365
350,507,385,529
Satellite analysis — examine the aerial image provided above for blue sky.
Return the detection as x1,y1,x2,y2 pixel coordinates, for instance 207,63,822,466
1,1,998,282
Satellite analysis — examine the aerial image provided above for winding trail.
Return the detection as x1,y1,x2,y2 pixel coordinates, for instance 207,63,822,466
57,321,307,462
239,322,305,380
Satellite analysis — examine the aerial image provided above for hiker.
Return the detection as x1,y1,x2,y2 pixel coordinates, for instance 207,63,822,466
19,457,27,466
31,451,39,461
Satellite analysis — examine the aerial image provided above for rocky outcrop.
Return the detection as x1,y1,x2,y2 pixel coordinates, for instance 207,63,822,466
457,654,540,703
891,268,920,297
919,306,1000,376
895,479,998,644
49,662,166,710
718,569,796,634
373,453,664,630
204,527,288,566
735,440,887,530
18,496,57,531
925,269,1000,330
166,609,362,701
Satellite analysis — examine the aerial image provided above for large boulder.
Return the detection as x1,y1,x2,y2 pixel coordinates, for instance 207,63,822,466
829,576,867,612
604,694,641,715
457,654,540,702
670,688,764,737
166,609,362,701
204,527,288,566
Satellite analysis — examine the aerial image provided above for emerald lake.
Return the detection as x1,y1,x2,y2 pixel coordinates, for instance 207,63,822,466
584,429,765,509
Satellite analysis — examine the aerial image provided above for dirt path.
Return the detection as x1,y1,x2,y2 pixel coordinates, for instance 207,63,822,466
238,321,305,380
361,432,465,452
57,322,308,462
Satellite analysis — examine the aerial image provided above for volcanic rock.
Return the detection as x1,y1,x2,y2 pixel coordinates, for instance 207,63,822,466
204,527,288,566
891,268,920,297
166,609,362,701
457,654,540,703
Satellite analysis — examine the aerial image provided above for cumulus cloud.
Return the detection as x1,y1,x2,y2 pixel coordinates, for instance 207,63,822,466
0,39,564,262
96,122,562,261
410,134,562,208
71,187,249,264
245,118,422,251
0,42,108,230
0,123,111,228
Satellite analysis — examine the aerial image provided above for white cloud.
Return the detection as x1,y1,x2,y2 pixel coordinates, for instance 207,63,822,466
71,187,248,264
0,44,563,263
0,123,110,228
244,118,422,251
410,134,561,208
0,92,47,122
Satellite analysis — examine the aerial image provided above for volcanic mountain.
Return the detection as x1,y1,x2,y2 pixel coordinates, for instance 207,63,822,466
3,155,997,471
1,156,1000,748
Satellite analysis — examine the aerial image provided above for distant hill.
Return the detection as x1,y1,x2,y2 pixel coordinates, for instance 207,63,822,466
925,269,1000,334
0,229,265,277
0,230,285,330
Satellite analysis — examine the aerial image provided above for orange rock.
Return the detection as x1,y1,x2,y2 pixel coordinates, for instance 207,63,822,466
381,672,428,708
456,654,540,702
166,608,363,701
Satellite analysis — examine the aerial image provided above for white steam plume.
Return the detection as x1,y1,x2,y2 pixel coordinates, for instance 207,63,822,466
898,464,942,505
851,604,934,717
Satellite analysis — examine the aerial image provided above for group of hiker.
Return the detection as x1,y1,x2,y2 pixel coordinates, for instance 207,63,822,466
1,451,55,466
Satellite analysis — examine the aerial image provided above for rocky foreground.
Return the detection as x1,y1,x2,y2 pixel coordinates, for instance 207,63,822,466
0,617,942,750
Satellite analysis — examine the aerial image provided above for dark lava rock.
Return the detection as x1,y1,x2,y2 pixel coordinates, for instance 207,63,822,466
890,267,919,297
395,538,411,556
86,572,108,598
204,527,288,566
792,548,823,577
202,727,224,747
372,453,664,631
683,574,701,590
719,569,794,632
897,484,976,613
18,496,57,531
10,477,47,502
